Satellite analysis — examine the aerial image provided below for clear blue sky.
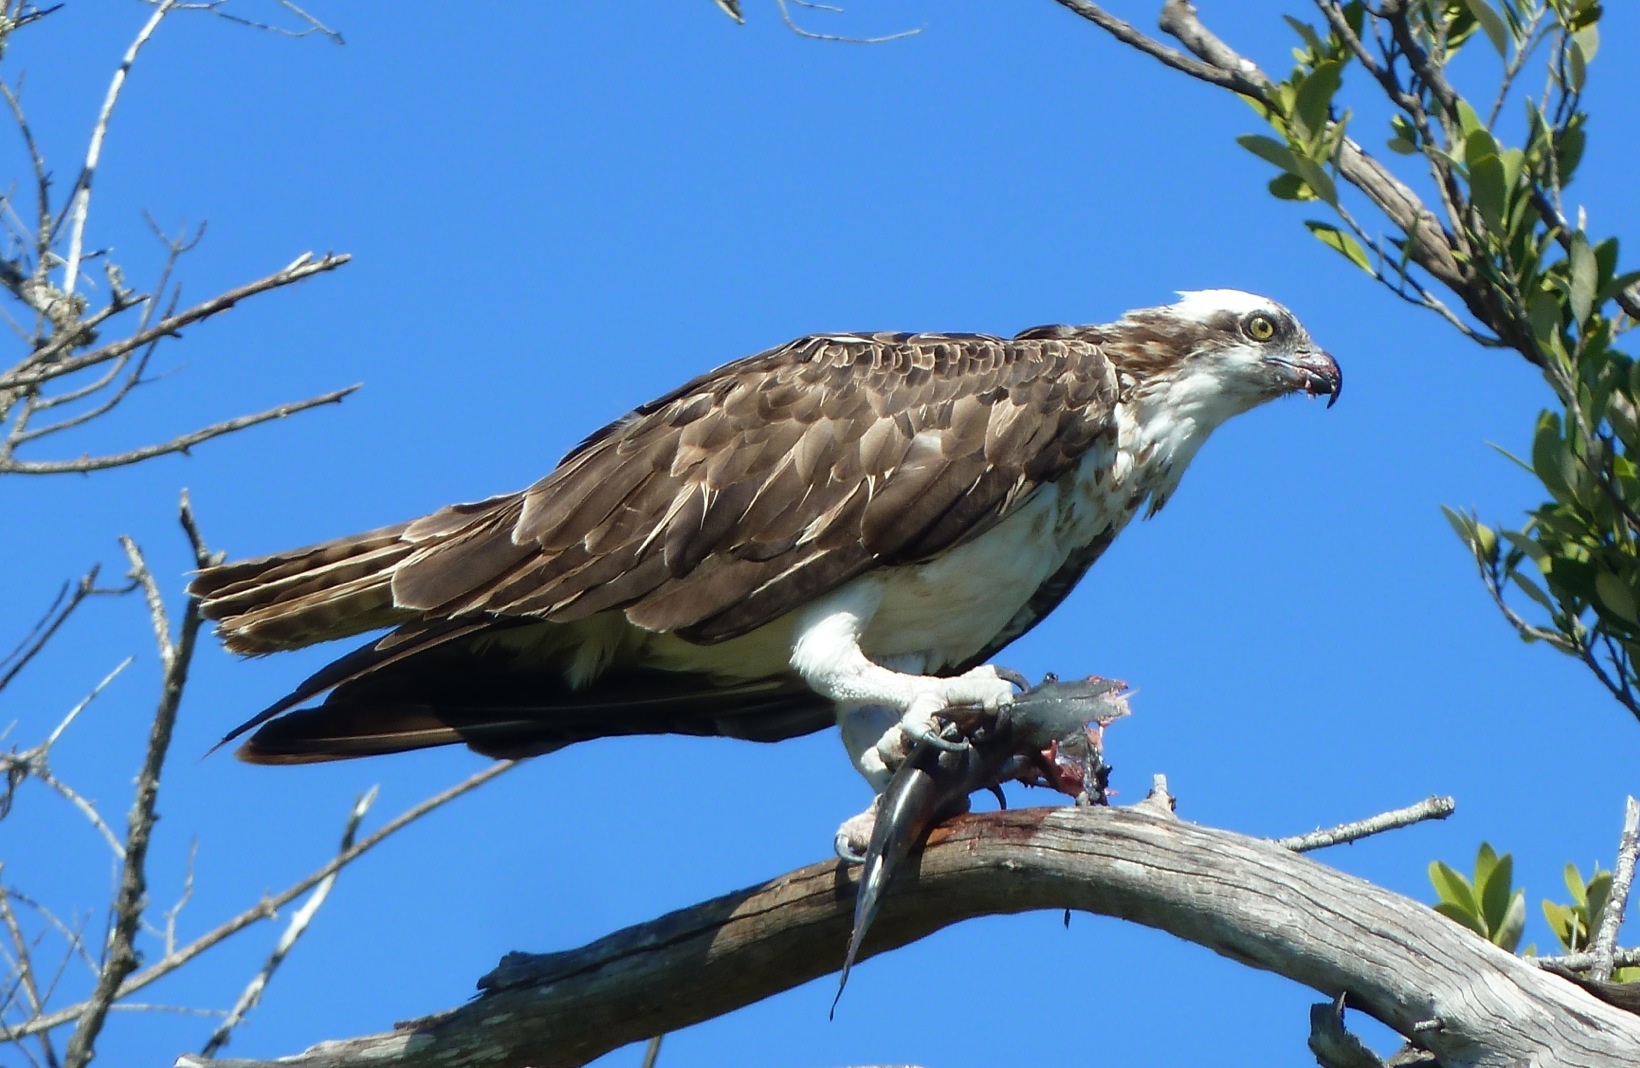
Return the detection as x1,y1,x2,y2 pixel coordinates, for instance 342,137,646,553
4,2,1638,1064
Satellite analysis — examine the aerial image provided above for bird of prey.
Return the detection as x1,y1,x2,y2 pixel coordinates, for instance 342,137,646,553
192,289,1338,844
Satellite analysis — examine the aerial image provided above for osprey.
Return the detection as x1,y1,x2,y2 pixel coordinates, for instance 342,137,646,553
192,290,1338,842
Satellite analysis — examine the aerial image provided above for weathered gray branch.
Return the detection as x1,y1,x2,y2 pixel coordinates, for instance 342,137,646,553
1054,1,1499,341
1591,797,1640,983
0,385,359,475
176,806,1640,1068
0,252,350,391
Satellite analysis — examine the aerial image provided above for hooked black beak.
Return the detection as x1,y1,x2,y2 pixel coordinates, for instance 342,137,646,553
1278,348,1342,408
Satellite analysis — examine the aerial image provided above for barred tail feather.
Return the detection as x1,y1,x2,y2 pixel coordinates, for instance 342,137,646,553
189,522,419,654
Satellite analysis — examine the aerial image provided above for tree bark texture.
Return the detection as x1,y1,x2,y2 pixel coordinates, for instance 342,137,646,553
178,806,1640,1068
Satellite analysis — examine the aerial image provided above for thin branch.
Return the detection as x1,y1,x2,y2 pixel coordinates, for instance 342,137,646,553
1,252,351,390
1277,795,1456,852
159,840,199,957
206,0,344,42
0,385,359,474
0,566,127,693
1589,796,1640,983
0,77,51,291
200,787,377,1058
1536,945,1640,973
1052,0,1269,98
0,872,57,1068
3,760,517,1041
771,0,919,43
60,526,199,1068
1,656,137,858
0,887,97,980
60,0,176,302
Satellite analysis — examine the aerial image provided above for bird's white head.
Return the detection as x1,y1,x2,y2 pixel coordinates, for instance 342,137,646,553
1111,289,1341,430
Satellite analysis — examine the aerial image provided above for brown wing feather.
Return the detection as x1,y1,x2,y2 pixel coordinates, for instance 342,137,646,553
193,328,1121,654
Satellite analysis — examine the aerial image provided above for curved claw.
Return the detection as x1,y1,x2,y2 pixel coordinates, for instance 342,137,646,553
993,665,1031,691
911,723,970,752
834,834,867,865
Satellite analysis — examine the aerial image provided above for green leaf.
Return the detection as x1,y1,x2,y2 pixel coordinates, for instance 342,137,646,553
1589,869,1614,926
1463,126,1500,170
1542,900,1579,950
1268,173,1314,201
1557,123,1586,179
1497,148,1526,199
1500,531,1547,562
1283,15,1326,59
1455,99,1484,139
1387,136,1418,155
1237,134,1303,175
1460,0,1509,56
1430,860,1479,913
1479,850,1514,933
1304,221,1372,271
1595,571,1637,622
1528,289,1563,347
1532,412,1571,499
1573,24,1600,64
1434,900,1488,936
1293,156,1338,206
1509,568,1556,611
1473,521,1499,563
1497,890,1526,953
1470,154,1508,234
1565,863,1589,906
1389,114,1419,148
1569,236,1598,324
1292,59,1343,142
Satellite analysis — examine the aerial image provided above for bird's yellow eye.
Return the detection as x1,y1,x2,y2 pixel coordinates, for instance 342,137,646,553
1245,314,1276,341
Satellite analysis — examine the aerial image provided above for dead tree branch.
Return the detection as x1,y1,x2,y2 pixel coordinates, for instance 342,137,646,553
1277,795,1457,852
3,760,517,1043
0,252,350,391
60,508,208,1068
59,0,177,302
199,787,378,1058
1590,797,1640,983
0,385,359,474
175,805,1640,1068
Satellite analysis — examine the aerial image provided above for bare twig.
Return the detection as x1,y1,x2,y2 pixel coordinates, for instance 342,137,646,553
1052,0,1268,97
200,786,378,1057
771,0,919,43
160,840,199,957
1,252,350,390
1,656,136,857
1535,945,1640,973
0,385,359,474
0,871,58,1068
0,566,130,693
1277,796,1457,853
60,517,202,1068
204,0,345,42
59,0,177,303
1589,797,1640,982
0,78,51,299
3,760,517,1042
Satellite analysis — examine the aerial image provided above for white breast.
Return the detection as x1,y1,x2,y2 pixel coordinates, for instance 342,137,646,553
861,425,1166,670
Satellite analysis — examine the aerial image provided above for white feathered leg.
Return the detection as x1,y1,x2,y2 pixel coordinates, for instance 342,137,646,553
791,580,1017,856
792,579,1016,762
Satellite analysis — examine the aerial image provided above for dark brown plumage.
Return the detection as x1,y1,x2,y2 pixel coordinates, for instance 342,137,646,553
193,294,1340,769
